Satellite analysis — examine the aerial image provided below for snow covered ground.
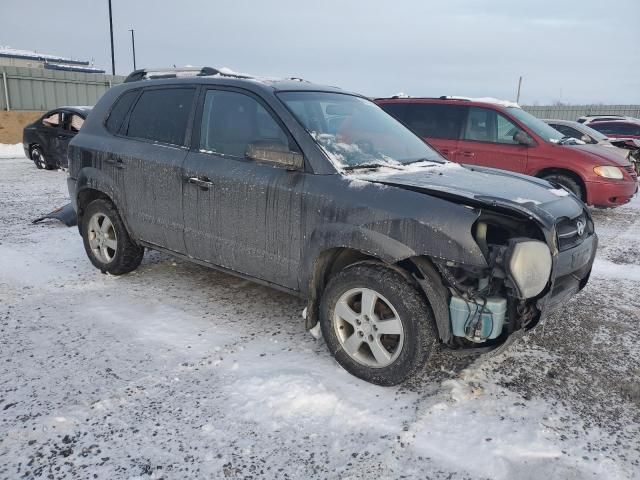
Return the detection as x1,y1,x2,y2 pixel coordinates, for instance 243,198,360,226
1,148,639,480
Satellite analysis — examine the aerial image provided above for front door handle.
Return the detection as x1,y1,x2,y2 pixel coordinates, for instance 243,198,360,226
187,176,213,189
460,151,475,158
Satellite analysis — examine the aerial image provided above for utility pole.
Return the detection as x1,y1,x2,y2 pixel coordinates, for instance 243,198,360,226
129,29,137,70
516,76,523,104
108,0,115,75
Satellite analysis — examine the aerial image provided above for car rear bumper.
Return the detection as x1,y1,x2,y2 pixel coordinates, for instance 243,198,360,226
586,179,637,207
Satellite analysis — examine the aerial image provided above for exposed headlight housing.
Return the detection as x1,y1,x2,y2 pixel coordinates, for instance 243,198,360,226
507,240,552,299
593,165,623,179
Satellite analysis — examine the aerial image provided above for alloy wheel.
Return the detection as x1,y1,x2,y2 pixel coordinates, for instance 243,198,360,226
333,287,404,368
87,213,118,263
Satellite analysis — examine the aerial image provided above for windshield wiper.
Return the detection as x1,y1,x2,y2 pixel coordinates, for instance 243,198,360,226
403,158,445,165
343,163,404,171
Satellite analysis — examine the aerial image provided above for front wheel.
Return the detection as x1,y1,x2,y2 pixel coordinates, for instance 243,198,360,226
541,173,584,201
81,199,144,275
319,263,437,386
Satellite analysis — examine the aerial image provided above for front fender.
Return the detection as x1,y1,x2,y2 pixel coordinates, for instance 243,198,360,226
299,213,486,296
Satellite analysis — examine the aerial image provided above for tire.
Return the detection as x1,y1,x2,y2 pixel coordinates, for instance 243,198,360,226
80,199,144,275
319,263,436,386
541,173,584,201
31,145,51,170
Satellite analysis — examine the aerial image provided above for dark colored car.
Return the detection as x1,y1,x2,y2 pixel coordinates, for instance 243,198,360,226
23,106,92,169
376,97,637,208
67,69,597,385
587,120,640,141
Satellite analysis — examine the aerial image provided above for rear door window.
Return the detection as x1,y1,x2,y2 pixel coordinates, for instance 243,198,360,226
69,115,85,133
199,89,289,160
126,88,196,146
402,104,466,139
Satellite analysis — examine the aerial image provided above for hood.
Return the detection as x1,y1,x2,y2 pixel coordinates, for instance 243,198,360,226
564,143,632,166
351,162,585,227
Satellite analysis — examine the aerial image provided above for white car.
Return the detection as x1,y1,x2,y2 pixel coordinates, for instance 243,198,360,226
577,114,640,125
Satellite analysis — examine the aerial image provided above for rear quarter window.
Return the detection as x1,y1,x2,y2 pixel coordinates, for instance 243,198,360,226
105,90,139,134
125,88,196,146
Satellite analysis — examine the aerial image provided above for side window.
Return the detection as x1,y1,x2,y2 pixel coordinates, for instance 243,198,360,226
463,107,521,144
403,104,465,139
495,113,520,144
69,115,85,133
106,90,139,134
552,124,582,140
42,112,60,128
126,88,195,146
379,103,407,123
199,90,289,159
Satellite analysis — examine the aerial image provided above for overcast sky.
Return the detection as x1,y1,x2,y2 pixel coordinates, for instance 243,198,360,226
2,0,639,104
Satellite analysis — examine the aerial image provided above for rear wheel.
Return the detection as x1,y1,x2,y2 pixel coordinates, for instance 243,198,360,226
81,199,144,275
31,146,51,170
541,173,584,201
319,263,436,386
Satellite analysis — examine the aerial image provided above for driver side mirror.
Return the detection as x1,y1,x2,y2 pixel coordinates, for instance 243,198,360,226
513,130,535,146
246,142,304,170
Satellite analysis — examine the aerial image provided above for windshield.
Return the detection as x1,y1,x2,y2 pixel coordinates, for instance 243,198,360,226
506,107,564,143
277,91,444,169
579,123,609,142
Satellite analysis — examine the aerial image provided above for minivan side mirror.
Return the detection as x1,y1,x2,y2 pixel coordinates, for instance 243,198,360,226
513,130,535,146
246,142,304,170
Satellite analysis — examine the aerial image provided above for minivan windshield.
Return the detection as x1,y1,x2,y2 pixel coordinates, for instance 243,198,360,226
506,107,565,143
277,91,444,169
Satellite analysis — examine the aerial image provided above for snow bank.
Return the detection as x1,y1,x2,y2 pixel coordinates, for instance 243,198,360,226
0,143,25,159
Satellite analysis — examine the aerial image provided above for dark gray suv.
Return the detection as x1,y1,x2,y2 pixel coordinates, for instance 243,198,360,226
67,68,597,385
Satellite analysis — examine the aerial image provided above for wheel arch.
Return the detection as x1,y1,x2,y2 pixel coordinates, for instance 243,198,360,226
534,167,587,201
75,168,132,237
304,247,452,343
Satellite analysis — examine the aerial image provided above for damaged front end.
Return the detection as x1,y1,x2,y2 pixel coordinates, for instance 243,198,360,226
418,203,596,352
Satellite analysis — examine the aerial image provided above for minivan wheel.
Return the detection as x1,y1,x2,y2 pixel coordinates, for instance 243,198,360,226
81,199,144,275
542,173,584,201
31,146,51,170
319,263,436,386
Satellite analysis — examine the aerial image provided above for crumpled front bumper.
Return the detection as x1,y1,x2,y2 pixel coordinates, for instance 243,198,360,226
536,232,598,319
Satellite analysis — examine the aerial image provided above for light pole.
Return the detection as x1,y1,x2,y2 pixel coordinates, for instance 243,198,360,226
129,29,137,70
108,0,115,75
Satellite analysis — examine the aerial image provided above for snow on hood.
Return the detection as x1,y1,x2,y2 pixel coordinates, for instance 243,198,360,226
350,162,584,219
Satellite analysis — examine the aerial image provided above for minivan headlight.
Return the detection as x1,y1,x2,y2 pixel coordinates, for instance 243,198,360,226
507,240,552,299
593,166,623,179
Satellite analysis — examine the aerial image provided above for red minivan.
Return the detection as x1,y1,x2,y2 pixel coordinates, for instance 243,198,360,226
376,97,638,207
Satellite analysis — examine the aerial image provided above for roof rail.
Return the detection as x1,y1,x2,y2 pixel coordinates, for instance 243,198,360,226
123,67,253,83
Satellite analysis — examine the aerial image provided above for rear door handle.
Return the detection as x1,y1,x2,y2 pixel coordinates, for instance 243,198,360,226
187,176,213,189
104,158,125,169
460,151,475,158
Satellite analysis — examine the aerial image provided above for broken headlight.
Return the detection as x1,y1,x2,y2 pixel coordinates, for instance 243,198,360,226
506,240,552,299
